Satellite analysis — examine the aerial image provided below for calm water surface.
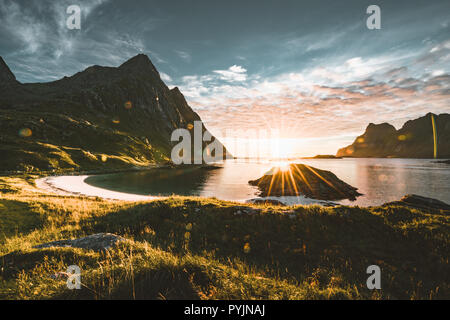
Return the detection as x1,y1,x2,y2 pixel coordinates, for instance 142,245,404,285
85,158,450,206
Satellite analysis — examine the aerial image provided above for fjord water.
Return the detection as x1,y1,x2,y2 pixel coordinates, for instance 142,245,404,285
85,158,450,206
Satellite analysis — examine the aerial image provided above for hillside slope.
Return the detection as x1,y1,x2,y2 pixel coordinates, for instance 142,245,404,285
0,55,228,172
0,176,448,299
337,113,450,158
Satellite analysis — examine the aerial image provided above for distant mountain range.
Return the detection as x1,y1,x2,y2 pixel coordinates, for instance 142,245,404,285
337,113,450,158
0,55,229,172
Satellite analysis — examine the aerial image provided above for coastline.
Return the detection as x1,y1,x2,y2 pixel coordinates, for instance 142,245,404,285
31,164,222,202
27,158,450,205
34,173,339,206
35,175,163,201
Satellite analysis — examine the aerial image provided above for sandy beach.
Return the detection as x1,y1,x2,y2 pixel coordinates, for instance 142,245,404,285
35,175,162,201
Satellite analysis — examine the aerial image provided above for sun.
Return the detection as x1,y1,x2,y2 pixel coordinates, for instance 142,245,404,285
277,161,291,172
270,138,293,159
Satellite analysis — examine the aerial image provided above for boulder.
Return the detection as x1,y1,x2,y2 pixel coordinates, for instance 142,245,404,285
232,206,261,216
33,233,126,252
383,194,450,213
248,198,287,206
249,163,361,201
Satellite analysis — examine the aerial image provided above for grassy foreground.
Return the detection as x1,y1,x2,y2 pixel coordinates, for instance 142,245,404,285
0,175,449,300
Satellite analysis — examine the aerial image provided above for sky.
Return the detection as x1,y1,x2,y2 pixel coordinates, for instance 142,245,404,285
1,0,449,157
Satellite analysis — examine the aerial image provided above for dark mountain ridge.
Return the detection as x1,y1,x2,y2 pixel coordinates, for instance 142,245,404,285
337,113,450,158
0,54,229,172
0,57,17,85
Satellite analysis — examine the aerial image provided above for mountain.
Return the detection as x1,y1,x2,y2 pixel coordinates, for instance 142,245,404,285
0,57,18,85
336,113,450,158
0,54,229,172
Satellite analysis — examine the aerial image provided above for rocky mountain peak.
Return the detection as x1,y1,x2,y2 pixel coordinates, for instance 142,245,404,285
366,122,396,132
119,54,159,75
170,87,186,101
0,57,18,85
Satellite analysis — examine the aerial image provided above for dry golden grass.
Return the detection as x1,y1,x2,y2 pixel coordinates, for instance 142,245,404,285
0,175,448,300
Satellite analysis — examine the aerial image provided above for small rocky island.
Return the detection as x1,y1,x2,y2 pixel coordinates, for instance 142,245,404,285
301,155,343,159
249,163,361,201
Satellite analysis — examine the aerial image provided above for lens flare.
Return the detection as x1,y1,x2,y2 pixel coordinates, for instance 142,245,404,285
431,114,437,159
124,101,133,109
277,162,291,172
19,128,32,137
346,147,354,155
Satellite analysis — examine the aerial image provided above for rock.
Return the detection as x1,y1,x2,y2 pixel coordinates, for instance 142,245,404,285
383,194,450,213
248,163,361,201
248,198,286,206
301,155,343,159
233,206,261,216
287,212,296,219
246,209,261,215
50,272,70,280
321,201,340,207
33,233,126,252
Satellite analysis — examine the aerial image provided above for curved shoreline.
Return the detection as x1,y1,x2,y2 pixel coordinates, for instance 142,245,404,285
35,175,163,201
34,174,339,206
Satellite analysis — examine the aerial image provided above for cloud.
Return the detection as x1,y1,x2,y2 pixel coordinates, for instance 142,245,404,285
160,72,172,82
213,65,247,82
285,28,354,53
1,0,448,156
174,50,191,62
0,1,48,54
176,65,250,97
0,0,109,55
174,54,450,155
0,0,171,82
0,0,117,81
